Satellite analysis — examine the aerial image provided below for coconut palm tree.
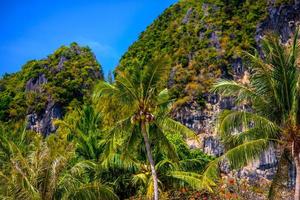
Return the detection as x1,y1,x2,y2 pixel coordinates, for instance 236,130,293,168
0,132,118,200
93,61,196,200
200,29,300,199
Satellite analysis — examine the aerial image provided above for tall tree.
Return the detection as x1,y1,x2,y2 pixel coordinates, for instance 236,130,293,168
200,29,300,199
94,60,196,200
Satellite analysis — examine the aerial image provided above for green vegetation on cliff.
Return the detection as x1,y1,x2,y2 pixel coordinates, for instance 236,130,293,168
117,0,268,105
0,43,103,122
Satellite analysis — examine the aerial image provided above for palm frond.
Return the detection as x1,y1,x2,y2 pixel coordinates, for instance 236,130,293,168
217,110,281,142
158,118,199,143
168,170,216,192
93,81,118,100
132,172,150,186
195,139,269,192
116,72,140,99
155,159,177,172
143,58,170,101
224,139,270,169
151,123,179,161
64,181,119,200
222,126,279,149
212,80,267,105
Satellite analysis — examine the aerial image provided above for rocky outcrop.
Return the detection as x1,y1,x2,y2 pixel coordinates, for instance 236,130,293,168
173,94,231,157
25,73,62,136
256,2,300,44
209,32,221,50
58,56,67,70
23,43,102,136
27,102,62,136
182,8,193,24
25,73,47,92
174,1,300,182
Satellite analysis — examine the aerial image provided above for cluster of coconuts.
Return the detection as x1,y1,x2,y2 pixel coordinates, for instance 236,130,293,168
131,108,155,124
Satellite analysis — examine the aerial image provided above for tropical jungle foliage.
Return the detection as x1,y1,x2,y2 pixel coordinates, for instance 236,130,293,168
2,0,300,199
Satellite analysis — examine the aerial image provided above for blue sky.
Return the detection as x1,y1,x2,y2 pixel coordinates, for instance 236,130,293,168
0,0,177,76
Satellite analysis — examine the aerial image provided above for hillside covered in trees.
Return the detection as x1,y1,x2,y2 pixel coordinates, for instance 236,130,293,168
0,43,103,135
118,0,270,104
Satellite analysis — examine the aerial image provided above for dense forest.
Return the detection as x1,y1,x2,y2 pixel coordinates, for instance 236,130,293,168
1,0,300,199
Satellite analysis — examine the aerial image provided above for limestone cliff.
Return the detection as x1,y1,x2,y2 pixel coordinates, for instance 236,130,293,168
0,43,103,136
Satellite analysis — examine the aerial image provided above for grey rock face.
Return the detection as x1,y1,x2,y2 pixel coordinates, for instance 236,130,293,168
26,72,62,136
173,93,225,157
203,136,223,156
27,102,62,136
256,2,300,44
167,67,176,88
209,31,221,50
182,8,193,24
58,56,67,70
231,58,243,78
25,73,47,92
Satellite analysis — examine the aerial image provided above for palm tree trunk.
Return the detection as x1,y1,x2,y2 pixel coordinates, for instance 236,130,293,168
295,153,300,200
141,121,159,200
268,149,289,200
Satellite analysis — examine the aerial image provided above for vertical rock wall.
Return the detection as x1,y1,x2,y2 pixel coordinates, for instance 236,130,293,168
25,72,63,136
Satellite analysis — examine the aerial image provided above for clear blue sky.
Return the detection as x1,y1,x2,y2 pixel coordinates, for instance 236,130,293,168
0,0,177,76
